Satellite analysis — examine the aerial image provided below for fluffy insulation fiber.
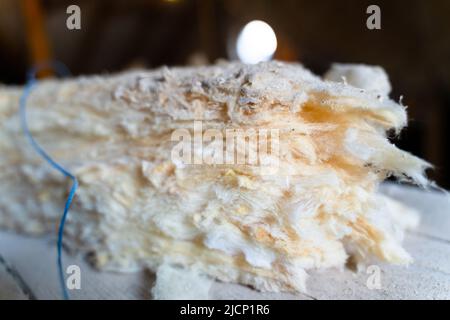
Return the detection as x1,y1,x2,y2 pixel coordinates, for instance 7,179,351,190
0,61,430,293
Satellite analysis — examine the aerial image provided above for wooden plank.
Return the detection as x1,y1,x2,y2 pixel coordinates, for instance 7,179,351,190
0,255,30,300
381,183,450,242
306,234,450,300
0,231,154,300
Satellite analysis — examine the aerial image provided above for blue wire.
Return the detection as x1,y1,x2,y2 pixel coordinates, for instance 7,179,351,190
19,61,77,300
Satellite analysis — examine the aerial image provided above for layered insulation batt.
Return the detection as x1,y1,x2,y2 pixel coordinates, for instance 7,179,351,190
0,61,430,293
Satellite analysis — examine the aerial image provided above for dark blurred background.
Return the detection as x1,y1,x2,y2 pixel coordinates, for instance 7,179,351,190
0,0,449,187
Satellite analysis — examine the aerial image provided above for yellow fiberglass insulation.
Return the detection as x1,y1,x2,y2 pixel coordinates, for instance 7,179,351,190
0,61,431,292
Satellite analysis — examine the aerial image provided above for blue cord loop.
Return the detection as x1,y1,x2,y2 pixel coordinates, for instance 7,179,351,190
19,61,77,300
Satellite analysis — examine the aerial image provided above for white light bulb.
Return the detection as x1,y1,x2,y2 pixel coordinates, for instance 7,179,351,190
236,20,277,64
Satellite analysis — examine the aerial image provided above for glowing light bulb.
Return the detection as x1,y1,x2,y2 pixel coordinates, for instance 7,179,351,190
236,20,277,64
